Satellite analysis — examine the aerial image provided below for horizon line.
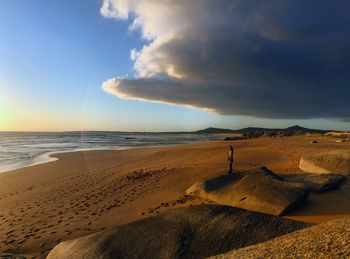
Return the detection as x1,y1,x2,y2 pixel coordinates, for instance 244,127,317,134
0,125,343,134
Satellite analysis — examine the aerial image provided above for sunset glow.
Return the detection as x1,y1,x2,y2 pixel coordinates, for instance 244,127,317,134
1,0,350,132
0,102,9,131
1,2,350,258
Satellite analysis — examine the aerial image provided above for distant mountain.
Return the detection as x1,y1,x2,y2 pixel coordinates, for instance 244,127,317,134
194,127,236,134
234,127,279,134
194,125,333,135
278,125,328,135
194,127,276,134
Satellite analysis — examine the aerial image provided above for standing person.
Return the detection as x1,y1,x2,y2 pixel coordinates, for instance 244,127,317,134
228,145,234,174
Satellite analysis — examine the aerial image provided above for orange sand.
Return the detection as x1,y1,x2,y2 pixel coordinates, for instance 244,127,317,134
0,135,349,257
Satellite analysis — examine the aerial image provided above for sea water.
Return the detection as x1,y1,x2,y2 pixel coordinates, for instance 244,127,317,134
0,131,217,173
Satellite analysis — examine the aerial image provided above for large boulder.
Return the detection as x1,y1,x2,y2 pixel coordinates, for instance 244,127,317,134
299,150,350,175
0,254,26,259
212,216,350,258
47,205,311,259
302,174,345,193
186,168,308,216
282,173,346,193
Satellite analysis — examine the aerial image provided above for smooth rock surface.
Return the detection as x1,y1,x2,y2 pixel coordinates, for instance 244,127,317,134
47,205,311,259
282,173,346,193
186,168,308,216
0,254,26,259
302,174,345,193
299,150,350,175
212,216,350,259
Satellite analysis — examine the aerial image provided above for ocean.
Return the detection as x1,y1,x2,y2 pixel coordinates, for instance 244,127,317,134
0,131,218,173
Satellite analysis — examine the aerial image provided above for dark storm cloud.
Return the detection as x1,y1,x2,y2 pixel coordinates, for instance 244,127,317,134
101,0,350,119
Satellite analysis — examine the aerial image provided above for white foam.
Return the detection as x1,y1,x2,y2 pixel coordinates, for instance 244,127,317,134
0,147,129,174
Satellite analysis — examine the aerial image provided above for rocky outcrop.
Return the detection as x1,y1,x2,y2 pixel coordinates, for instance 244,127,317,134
186,168,308,216
282,173,346,193
212,216,350,258
299,150,350,175
302,174,345,193
0,254,26,259
47,205,311,259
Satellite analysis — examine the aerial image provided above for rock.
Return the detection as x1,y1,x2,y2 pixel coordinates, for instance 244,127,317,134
326,131,350,138
281,173,345,193
0,254,26,259
224,137,241,141
186,168,308,216
310,140,318,143
336,139,347,143
299,150,350,175
47,205,311,259
302,174,345,193
212,216,350,259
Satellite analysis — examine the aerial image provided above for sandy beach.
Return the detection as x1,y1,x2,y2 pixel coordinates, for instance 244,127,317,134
4,0,350,257
1,135,350,258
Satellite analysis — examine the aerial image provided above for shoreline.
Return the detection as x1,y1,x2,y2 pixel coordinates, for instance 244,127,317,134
0,131,219,175
0,147,130,174
0,141,203,174
1,135,350,257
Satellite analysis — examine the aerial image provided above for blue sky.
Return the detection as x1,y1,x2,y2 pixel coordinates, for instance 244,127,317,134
1,0,350,132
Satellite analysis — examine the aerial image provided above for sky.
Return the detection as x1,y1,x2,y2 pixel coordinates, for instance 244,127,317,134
1,0,350,132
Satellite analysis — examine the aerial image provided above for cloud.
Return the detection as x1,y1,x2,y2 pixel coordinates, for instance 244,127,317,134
100,0,350,119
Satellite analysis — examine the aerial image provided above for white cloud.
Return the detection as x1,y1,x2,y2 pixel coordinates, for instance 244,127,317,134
100,0,350,119
100,0,130,19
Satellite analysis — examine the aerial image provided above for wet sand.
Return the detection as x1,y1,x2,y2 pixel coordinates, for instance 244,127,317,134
0,135,349,257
